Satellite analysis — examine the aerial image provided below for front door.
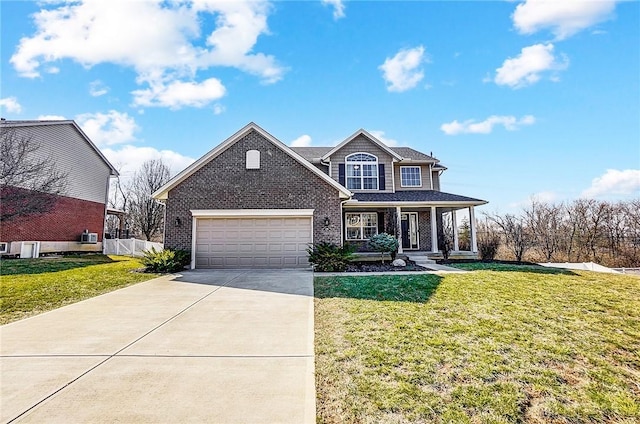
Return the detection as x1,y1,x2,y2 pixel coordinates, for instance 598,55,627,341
401,213,419,250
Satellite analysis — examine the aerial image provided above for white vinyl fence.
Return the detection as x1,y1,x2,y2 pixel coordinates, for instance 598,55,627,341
104,238,163,257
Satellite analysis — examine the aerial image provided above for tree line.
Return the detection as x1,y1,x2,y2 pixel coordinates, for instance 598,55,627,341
477,199,640,267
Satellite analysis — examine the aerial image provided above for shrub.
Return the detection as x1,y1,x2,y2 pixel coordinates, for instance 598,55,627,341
368,233,399,263
307,242,355,272
141,247,190,273
478,234,500,261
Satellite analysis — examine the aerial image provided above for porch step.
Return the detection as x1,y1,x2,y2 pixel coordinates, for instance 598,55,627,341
407,254,436,265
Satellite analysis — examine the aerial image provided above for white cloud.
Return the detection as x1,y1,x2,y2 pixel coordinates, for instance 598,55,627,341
581,169,640,198
290,134,312,147
89,80,109,97
102,145,195,181
76,110,138,146
322,0,345,20
512,0,618,40
441,115,536,135
369,130,399,147
0,97,22,113
213,104,225,115
131,78,225,109
10,0,284,108
379,46,426,92
494,43,568,88
36,115,66,120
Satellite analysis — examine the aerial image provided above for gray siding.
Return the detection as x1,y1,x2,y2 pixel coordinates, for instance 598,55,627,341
164,129,343,251
394,164,435,191
5,124,111,204
328,135,394,192
431,171,441,191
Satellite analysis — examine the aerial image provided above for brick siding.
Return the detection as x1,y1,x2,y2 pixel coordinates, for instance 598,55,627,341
164,129,343,250
0,190,105,242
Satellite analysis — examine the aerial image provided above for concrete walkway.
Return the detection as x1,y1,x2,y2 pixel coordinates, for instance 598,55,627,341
1,270,315,423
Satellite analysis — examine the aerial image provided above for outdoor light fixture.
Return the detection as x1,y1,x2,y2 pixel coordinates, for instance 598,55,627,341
323,217,330,227
175,217,182,227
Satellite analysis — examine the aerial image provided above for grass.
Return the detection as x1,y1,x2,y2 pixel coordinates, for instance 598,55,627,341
0,254,159,324
315,263,640,423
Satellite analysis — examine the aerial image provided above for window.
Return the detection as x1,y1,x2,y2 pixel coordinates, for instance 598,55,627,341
346,213,378,240
346,153,378,190
246,150,260,169
400,166,422,187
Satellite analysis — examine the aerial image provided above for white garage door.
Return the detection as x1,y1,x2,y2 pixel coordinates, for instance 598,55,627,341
194,216,312,268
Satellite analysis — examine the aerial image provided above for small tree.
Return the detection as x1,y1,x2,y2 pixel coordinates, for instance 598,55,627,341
438,213,455,261
0,127,68,222
368,233,399,263
477,219,501,261
458,217,471,251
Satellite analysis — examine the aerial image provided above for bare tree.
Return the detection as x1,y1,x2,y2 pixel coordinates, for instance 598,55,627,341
488,213,533,262
476,218,501,261
438,212,455,261
523,199,564,262
126,159,170,241
0,126,68,222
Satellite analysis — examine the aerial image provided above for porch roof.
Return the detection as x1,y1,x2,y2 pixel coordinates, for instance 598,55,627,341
346,190,487,206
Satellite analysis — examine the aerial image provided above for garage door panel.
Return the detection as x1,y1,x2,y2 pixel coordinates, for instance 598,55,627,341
195,216,311,269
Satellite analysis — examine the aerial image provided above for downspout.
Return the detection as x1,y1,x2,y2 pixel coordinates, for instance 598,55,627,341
429,163,433,190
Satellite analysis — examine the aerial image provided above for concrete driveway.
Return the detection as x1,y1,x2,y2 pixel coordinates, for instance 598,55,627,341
1,270,315,423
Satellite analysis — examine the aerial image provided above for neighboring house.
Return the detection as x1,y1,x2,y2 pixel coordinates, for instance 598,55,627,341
0,120,118,257
153,122,487,269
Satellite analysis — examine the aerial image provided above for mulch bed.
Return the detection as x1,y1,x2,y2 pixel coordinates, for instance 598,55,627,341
345,260,428,272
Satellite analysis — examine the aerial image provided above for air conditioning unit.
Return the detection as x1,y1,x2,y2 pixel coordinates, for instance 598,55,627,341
80,232,98,244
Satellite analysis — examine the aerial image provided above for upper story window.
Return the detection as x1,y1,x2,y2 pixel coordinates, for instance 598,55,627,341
346,153,378,190
400,166,422,187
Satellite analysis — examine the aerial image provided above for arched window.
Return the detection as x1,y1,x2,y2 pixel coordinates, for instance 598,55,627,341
345,153,378,190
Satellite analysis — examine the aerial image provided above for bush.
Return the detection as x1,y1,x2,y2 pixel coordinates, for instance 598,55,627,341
141,247,190,273
368,233,399,263
307,242,355,272
478,234,500,261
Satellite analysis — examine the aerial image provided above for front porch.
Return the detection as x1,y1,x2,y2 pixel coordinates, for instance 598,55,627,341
342,191,487,258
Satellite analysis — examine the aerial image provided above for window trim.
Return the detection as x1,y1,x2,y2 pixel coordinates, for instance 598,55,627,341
345,152,378,191
400,166,422,188
345,212,378,241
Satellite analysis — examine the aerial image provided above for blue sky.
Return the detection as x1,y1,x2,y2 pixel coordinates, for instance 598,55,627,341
1,0,638,213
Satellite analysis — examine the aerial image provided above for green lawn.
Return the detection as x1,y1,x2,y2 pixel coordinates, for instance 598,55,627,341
0,255,159,324
315,264,640,423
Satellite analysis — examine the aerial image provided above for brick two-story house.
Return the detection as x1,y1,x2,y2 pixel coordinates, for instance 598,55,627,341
153,122,487,269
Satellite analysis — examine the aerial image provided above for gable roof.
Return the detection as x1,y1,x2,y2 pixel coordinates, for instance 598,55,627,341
393,147,437,163
1,119,119,176
152,122,352,200
290,147,331,162
321,129,404,161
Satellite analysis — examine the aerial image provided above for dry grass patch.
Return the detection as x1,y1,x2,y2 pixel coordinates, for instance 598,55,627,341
314,265,640,423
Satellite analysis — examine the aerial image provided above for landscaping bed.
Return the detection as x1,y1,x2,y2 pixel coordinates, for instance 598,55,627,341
345,260,427,272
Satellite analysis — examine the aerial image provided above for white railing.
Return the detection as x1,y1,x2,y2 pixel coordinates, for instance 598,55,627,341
103,238,163,257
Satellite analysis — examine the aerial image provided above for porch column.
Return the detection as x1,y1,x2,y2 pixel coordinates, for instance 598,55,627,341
452,209,459,251
430,206,438,253
470,206,478,253
396,206,403,254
